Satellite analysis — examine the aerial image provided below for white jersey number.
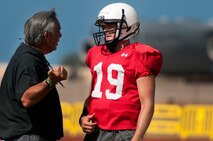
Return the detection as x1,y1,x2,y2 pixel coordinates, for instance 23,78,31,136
91,62,124,100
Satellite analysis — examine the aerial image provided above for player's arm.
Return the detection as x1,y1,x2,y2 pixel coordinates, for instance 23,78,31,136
79,97,97,134
79,55,97,134
132,74,155,141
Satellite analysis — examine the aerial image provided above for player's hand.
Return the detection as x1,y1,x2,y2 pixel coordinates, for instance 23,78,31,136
80,113,97,134
47,66,67,84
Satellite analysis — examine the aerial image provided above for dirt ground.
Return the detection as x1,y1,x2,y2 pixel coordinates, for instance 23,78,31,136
0,136,210,141
60,135,211,141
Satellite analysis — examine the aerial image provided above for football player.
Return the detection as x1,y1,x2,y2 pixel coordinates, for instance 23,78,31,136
80,2,163,141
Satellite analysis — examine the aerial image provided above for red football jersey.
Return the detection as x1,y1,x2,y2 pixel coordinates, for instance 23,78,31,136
86,42,162,130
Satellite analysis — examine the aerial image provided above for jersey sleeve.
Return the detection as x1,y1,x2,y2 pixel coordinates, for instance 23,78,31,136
134,44,163,78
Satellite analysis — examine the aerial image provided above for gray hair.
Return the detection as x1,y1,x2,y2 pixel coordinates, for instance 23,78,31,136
24,9,60,46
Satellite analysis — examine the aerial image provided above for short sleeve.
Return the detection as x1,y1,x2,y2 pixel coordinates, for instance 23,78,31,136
15,61,39,101
134,44,163,78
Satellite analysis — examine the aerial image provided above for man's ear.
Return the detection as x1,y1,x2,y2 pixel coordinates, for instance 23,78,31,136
43,31,50,39
43,31,52,43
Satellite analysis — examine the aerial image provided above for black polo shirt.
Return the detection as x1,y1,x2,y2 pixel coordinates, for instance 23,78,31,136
0,43,63,140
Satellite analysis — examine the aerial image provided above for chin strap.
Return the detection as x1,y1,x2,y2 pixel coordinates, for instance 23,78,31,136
106,38,119,52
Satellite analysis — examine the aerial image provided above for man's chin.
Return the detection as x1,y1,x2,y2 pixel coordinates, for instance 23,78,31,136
52,47,57,51
47,48,57,54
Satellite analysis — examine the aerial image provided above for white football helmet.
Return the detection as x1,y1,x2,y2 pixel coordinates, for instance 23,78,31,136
93,3,140,46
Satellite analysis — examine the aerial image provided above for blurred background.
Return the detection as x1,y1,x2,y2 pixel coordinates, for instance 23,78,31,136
0,0,213,141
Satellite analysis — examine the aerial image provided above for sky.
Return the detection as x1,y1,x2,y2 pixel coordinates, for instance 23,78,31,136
0,0,213,64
